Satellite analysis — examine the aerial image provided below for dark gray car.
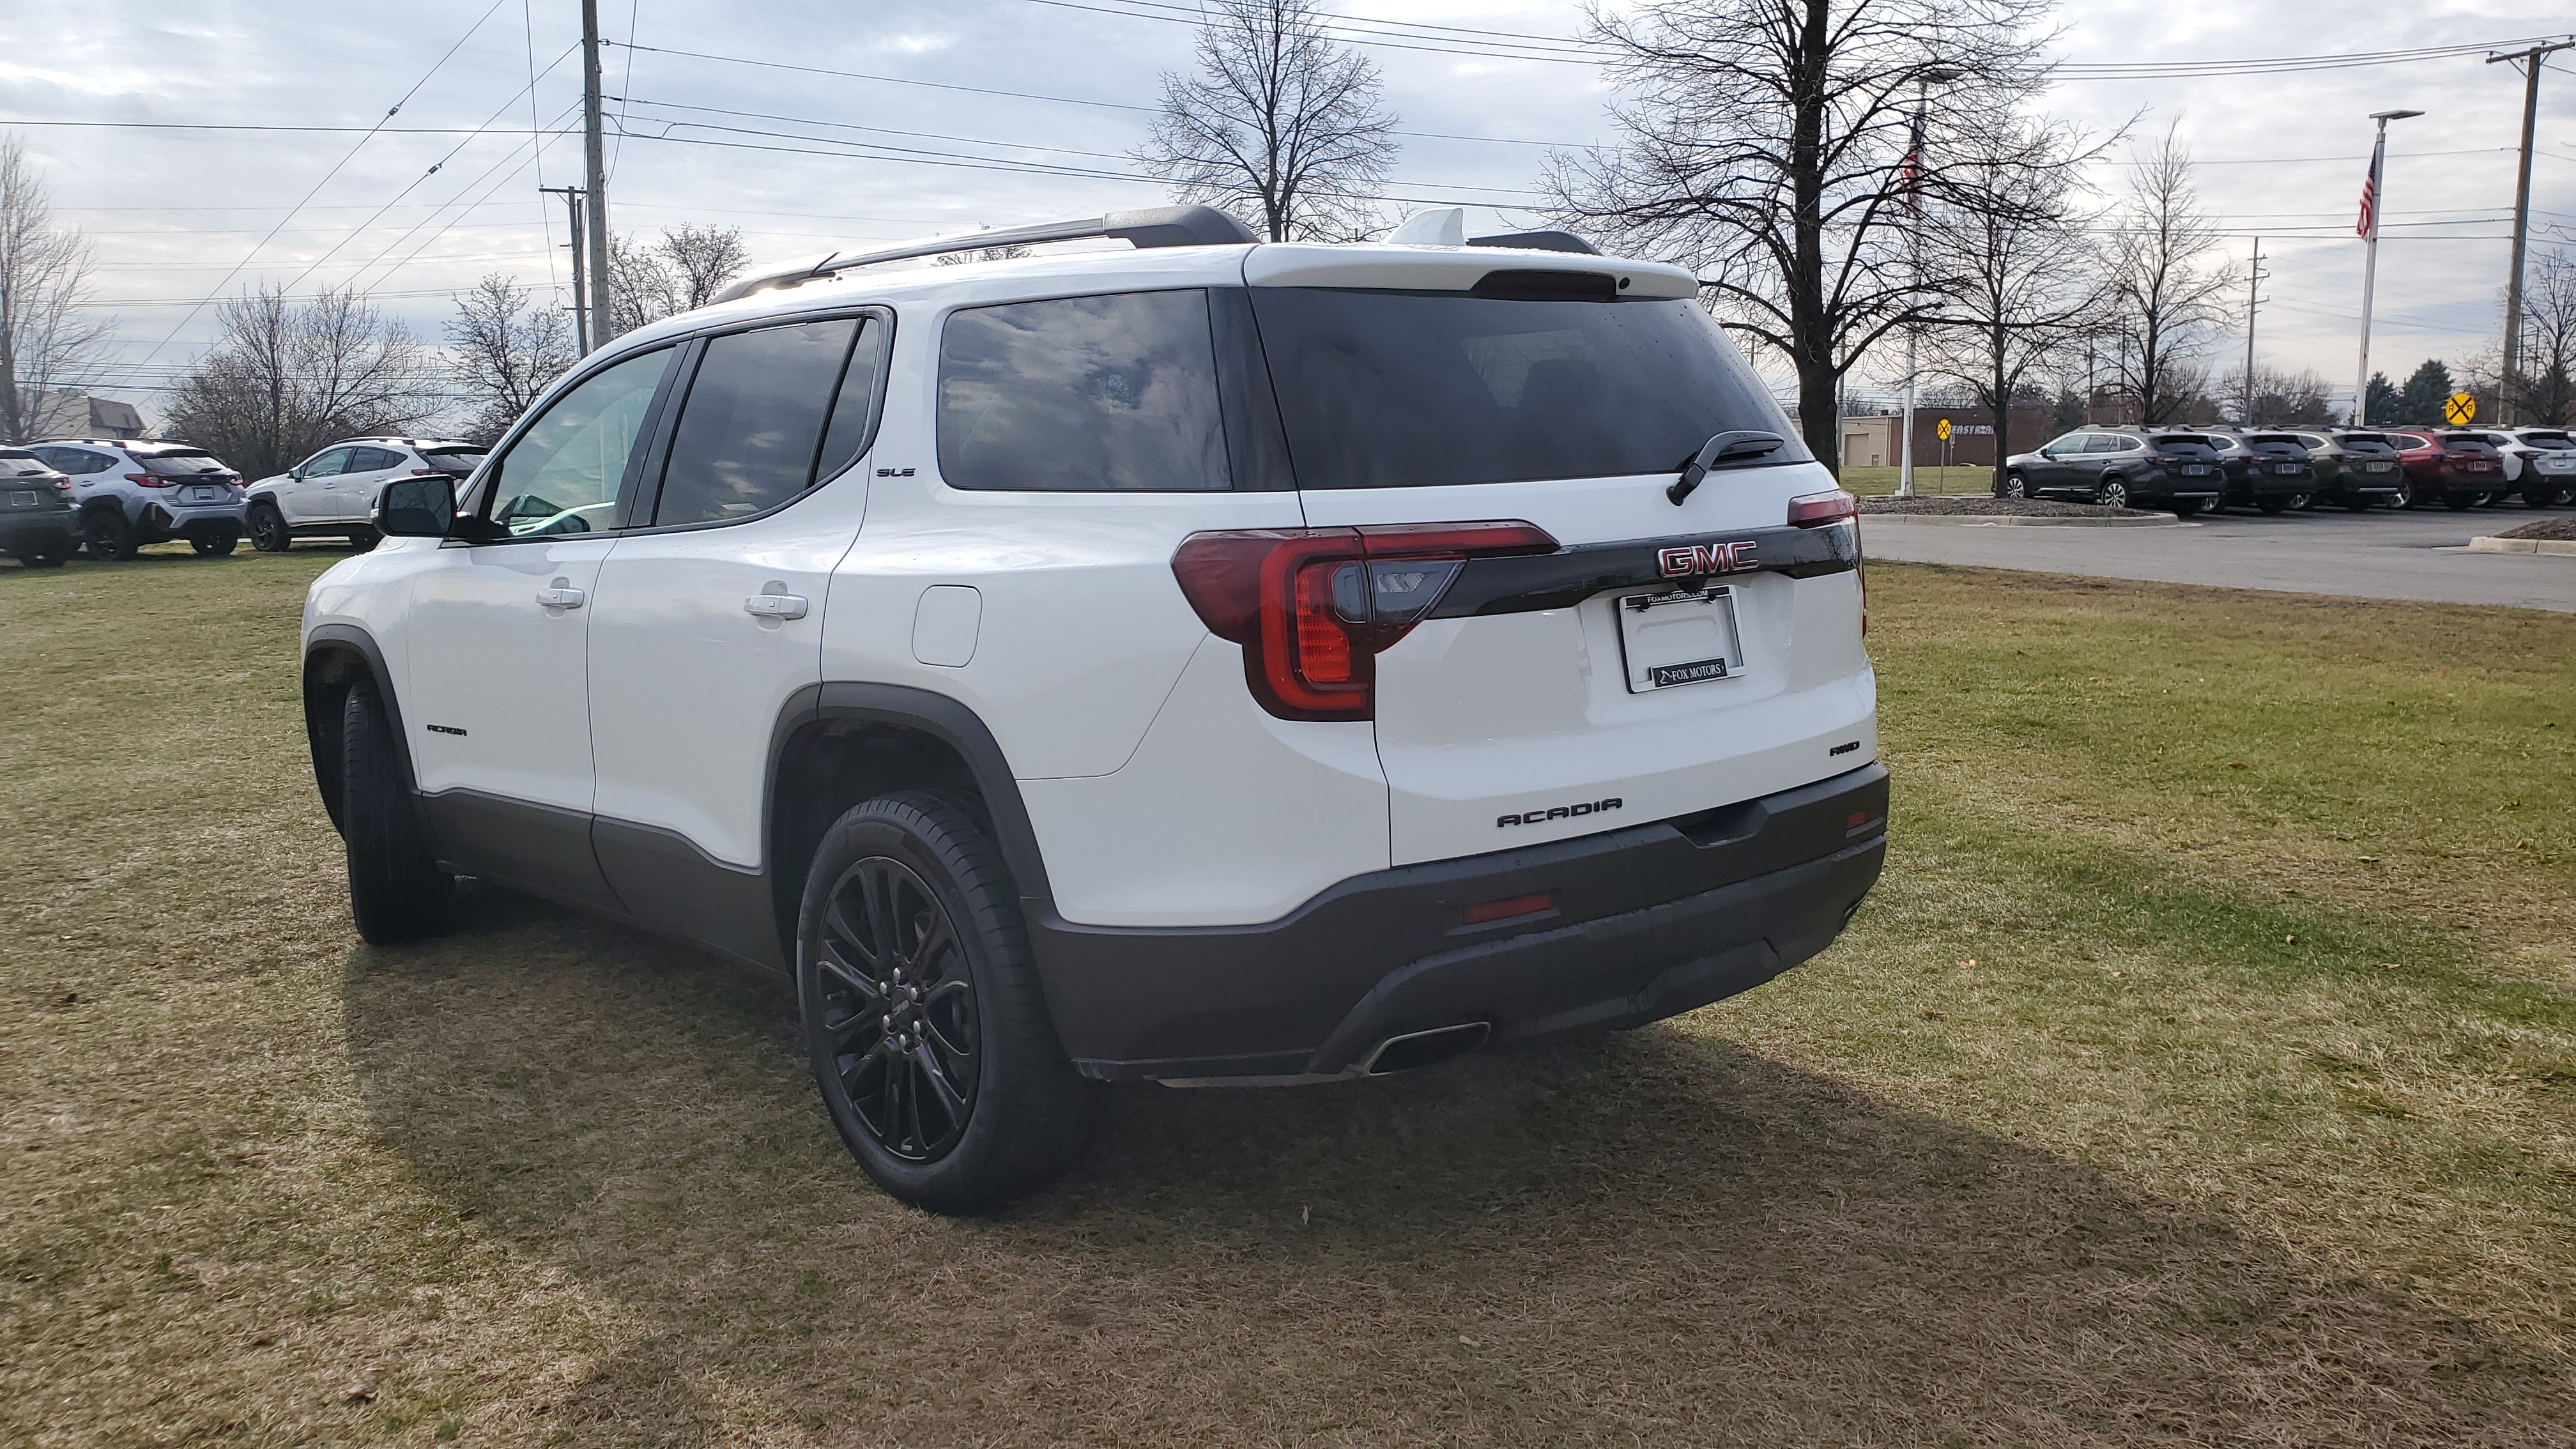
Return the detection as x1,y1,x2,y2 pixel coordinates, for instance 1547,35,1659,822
2000,427,2225,515
0,448,78,567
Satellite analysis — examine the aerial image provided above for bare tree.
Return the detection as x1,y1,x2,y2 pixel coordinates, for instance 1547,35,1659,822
1135,0,1399,242
2509,247,2575,425
605,224,750,339
1544,0,2052,470
1919,114,2112,493
445,274,578,444
2108,127,2234,425
1,133,111,443
2214,364,2334,426
162,285,439,479
935,244,1035,266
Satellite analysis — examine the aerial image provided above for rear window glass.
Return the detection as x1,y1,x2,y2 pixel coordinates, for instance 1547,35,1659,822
655,317,866,524
2439,434,2496,450
2242,434,2300,447
139,452,226,475
420,447,489,470
2148,434,2212,448
2517,433,2571,448
1248,289,1805,488
938,290,1228,492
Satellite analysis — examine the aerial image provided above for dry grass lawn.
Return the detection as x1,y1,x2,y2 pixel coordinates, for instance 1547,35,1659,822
2,543,2572,1446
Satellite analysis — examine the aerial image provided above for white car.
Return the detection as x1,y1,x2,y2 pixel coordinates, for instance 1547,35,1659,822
2475,427,2576,507
299,206,1885,1209
245,437,487,551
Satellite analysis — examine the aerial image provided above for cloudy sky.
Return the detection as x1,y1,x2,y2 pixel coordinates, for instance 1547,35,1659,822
4,0,2572,423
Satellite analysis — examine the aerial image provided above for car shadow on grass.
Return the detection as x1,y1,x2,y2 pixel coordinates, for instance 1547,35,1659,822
342,882,2574,1447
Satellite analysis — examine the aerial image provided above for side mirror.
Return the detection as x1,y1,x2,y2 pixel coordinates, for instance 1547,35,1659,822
376,475,456,538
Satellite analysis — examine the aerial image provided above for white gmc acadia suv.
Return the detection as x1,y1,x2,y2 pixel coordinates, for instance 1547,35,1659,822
301,205,1885,1211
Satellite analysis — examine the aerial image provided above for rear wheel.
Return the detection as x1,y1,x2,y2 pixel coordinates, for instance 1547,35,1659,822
2387,480,2413,509
2257,497,2288,515
341,677,452,943
2342,491,2373,512
2524,486,2556,509
82,510,135,562
2169,498,2204,518
2443,492,2475,511
798,792,1101,1212
189,529,238,557
248,504,290,553
2288,492,2314,511
13,536,71,568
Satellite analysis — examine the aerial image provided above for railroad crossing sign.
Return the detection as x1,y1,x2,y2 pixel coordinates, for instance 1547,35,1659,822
1935,418,1952,441
2444,392,2476,425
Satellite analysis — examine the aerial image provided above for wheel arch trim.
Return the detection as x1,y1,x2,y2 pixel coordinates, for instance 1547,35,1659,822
303,624,415,834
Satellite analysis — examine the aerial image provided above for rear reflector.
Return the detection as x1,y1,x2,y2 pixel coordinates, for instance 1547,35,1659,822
1461,891,1556,926
1173,521,1558,721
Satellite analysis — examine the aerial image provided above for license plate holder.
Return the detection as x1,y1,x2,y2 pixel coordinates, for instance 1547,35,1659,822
187,486,223,502
1617,585,1745,693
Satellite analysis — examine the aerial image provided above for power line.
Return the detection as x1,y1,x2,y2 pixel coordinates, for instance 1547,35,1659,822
125,0,514,369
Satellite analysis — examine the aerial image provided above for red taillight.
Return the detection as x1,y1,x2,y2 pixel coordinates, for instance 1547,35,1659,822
1787,489,1857,527
125,472,176,488
1172,521,1558,721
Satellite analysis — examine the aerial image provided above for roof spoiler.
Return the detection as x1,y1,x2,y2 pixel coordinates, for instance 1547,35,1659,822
1468,229,1599,256
709,204,1260,306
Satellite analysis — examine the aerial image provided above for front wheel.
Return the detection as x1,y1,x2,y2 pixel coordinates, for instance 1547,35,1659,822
2000,473,2027,499
2095,477,2129,510
799,793,1101,1213
341,677,452,943
249,505,290,553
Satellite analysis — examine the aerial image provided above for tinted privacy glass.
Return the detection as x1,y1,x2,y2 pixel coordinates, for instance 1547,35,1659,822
939,290,1227,491
2083,435,2136,453
38,449,111,473
1248,289,1805,488
656,318,865,525
486,346,671,536
138,452,226,474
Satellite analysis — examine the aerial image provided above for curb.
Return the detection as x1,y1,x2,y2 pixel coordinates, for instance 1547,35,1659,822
1861,512,2189,529
2467,535,2576,556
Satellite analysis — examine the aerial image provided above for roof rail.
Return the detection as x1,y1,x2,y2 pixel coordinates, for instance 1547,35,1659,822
710,204,1259,306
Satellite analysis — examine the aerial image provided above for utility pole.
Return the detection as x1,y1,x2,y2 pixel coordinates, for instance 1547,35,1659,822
540,185,590,352
1894,66,1959,499
2487,39,2573,426
582,0,612,350
2352,109,2423,427
2241,238,2264,424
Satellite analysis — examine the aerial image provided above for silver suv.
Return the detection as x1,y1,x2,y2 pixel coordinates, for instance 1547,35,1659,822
27,440,247,560
246,438,489,552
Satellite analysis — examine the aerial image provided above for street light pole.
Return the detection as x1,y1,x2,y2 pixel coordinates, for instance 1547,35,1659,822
2487,40,2573,425
1894,66,1958,499
2352,109,2423,427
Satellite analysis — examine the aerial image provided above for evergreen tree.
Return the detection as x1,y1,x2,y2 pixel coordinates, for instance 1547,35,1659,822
2363,372,2396,425
2393,359,2453,425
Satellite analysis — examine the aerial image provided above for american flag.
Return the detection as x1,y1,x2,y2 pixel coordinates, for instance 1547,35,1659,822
2356,132,2384,239
1901,116,1925,215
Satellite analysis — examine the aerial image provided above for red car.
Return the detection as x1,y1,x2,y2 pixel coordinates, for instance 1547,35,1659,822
2386,431,2508,509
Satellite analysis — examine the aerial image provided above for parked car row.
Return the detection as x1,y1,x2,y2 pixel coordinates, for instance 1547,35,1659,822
1999,426,2576,514
3,436,487,564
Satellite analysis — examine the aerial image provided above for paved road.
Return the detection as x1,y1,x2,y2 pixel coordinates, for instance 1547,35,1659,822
1865,508,2576,612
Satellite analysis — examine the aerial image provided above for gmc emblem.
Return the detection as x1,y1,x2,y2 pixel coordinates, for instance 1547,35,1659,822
1657,540,1758,578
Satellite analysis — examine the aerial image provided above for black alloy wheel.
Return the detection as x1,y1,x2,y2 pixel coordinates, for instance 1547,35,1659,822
816,854,983,1163
798,792,1100,1211
82,510,135,562
2095,477,2129,510
2000,473,2027,499
249,505,291,553
190,530,238,557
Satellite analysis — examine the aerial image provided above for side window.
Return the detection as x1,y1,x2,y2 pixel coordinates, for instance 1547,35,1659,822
301,448,354,478
42,448,110,475
652,317,864,526
937,289,1230,491
2085,434,2136,454
352,447,405,472
480,346,673,537
2043,433,2086,454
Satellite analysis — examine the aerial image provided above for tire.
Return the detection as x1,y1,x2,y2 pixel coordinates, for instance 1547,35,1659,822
797,792,1101,1213
2387,480,2413,509
340,677,452,944
2257,497,2288,515
2000,473,2027,499
82,509,135,562
249,505,290,553
13,535,72,568
2443,492,2475,511
2288,492,2314,511
347,527,380,553
2342,493,2374,512
2168,498,2204,518
2095,477,2129,510
190,530,238,557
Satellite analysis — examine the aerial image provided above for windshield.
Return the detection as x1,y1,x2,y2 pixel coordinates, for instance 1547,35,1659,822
1247,288,1805,487
137,450,227,476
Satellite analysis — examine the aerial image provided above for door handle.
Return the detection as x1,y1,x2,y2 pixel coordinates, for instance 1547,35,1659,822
743,592,809,620
535,581,586,610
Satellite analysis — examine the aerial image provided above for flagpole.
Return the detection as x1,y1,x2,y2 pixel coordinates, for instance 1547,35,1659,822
2353,109,2422,426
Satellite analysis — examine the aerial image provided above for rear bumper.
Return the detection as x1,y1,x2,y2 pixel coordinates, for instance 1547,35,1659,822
1,512,77,546
1034,762,1889,1082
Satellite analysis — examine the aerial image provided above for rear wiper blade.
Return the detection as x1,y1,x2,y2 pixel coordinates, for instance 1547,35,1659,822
1668,430,1786,505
